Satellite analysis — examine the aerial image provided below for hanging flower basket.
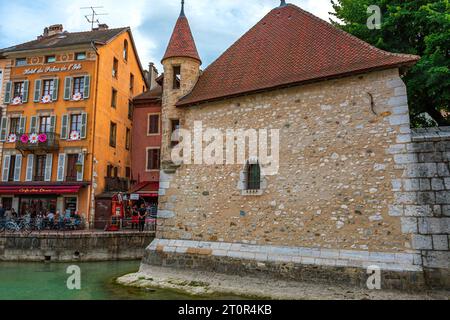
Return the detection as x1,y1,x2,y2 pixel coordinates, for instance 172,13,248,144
72,92,83,101
12,96,22,105
38,133,48,143
7,134,17,143
20,134,29,144
29,133,39,144
69,131,81,141
41,95,52,104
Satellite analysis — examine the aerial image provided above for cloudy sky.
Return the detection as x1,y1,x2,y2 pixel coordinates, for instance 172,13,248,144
0,0,334,71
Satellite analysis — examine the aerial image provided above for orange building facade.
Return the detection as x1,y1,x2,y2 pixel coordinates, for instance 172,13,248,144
0,25,147,225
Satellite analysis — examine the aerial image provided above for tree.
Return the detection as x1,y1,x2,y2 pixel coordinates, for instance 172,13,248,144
330,0,450,127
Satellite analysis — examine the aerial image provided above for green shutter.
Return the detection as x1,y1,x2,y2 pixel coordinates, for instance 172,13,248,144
49,115,56,133
30,116,38,134
18,116,26,134
61,114,69,139
80,112,87,139
64,77,72,100
3,81,12,104
33,79,42,102
83,75,91,99
0,117,8,141
22,80,29,103
52,78,59,101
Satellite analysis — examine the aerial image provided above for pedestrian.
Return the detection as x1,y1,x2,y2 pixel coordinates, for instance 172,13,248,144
131,206,139,230
138,204,147,232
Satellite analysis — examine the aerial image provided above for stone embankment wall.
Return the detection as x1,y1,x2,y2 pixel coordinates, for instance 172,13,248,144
0,232,154,262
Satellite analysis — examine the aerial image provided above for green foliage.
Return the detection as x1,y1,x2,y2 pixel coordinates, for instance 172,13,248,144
330,0,450,127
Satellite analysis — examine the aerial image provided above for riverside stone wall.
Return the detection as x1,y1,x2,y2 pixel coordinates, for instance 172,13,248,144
0,232,154,262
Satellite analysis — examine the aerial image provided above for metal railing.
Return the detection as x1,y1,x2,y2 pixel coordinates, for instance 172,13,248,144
15,132,60,152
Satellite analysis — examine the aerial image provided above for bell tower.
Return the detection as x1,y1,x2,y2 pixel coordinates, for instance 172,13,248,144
161,0,201,166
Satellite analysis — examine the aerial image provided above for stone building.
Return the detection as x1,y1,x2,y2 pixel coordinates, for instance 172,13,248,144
144,2,449,288
0,24,147,226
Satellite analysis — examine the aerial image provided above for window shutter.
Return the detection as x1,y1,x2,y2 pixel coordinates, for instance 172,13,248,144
25,154,34,182
13,155,22,182
52,78,59,101
49,115,56,133
80,112,87,139
64,77,72,100
83,75,91,99
76,153,85,182
33,79,42,102
18,116,26,134
60,114,69,139
30,116,38,134
44,154,53,182
0,117,8,141
3,81,12,104
1,155,11,182
57,153,66,181
22,80,29,103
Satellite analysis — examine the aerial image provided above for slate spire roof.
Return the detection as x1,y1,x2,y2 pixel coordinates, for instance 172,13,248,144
177,4,419,107
162,1,201,64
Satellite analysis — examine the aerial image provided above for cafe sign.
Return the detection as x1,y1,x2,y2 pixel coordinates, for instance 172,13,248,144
23,63,82,75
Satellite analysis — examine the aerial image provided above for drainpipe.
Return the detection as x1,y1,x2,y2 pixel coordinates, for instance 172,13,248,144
87,41,100,229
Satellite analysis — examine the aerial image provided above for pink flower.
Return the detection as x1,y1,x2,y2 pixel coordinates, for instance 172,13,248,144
38,133,47,143
20,134,29,143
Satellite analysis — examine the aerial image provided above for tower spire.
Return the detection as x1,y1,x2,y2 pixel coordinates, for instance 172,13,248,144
180,0,185,17
279,0,287,7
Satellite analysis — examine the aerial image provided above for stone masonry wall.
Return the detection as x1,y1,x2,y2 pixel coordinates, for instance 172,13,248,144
390,127,450,284
158,68,414,253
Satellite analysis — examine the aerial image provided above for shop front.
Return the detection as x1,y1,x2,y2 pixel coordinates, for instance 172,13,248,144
0,183,88,217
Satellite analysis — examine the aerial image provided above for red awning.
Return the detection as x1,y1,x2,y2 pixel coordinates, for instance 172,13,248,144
130,181,159,194
0,184,84,195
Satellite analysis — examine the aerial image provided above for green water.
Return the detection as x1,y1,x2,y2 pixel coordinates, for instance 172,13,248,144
0,261,244,300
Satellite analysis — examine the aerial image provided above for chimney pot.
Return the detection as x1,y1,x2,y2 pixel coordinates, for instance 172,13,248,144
47,24,63,36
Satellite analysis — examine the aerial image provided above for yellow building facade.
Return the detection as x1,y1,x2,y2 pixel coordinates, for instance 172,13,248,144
0,25,147,225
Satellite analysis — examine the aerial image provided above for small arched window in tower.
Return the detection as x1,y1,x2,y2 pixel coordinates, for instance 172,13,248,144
173,65,181,89
246,161,261,190
123,40,129,61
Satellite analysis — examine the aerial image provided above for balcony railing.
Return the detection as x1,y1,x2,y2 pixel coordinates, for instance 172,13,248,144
15,132,60,152
104,177,130,193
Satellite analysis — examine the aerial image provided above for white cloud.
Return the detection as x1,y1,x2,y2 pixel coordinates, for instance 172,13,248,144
0,0,334,71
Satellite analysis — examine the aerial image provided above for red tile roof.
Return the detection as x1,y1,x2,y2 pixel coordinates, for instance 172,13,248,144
162,16,201,64
177,4,419,107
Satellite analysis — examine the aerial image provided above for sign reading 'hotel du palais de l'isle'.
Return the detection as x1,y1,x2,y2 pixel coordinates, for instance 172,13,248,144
23,63,82,75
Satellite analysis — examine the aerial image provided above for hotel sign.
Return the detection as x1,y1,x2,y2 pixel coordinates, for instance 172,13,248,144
23,63,82,75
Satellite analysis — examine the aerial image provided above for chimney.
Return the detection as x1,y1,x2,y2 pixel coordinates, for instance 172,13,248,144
148,62,159,90
47,24,64,36
97,24,109,30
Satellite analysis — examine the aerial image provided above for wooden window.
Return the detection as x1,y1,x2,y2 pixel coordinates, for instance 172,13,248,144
8,155,16,182
75,52,86,61
9,118,20,134
109,122,117,148
111,88,118,108
125,128,131,150
72,77,85,96
66,154,78,182
39,116,52,133
113,58,118,78
15,58,26,66
45,55,56,63
146,148,160,171
246,162,261,190
70,114,82,133
173,66,181,89
42,79,55,97
148,114,160,135
123,40,128,61
13,82,25,99
34,155,46,182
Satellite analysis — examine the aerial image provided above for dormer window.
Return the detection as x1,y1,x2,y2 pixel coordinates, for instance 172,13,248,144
173,66,181,89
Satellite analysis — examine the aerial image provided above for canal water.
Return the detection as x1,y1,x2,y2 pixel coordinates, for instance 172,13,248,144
0,261,244,300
